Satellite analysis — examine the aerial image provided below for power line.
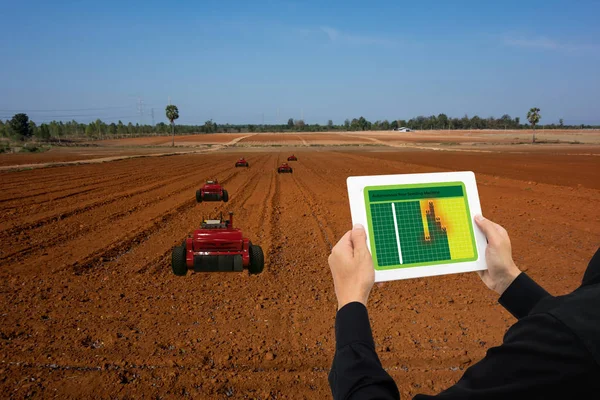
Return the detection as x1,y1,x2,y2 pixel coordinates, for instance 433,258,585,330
0,115,141,123
0,113,138,119
0,106,133,112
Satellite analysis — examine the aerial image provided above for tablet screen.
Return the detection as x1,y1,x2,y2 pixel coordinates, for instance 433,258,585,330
364,182,477,270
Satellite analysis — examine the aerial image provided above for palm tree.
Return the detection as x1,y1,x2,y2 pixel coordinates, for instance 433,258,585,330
165,105,180,147
527,107,541,143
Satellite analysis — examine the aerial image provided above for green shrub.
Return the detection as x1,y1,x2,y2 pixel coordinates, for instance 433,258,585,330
19,144,48,153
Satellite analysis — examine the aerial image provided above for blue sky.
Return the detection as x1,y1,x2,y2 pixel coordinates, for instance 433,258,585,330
1,0,599,125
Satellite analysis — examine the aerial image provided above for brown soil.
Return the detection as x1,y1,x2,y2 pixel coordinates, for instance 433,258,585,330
0,147,189,167
97,134,250,146
237,134,373,145
3,130,598,168
354,150,600,190
1,149,599,398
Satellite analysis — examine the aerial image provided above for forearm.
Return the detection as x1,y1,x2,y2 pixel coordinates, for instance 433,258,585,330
414,313,597,399
329,302,400,400
498,272,551,319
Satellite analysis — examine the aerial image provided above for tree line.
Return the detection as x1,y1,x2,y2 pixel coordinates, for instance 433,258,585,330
1,112,597,142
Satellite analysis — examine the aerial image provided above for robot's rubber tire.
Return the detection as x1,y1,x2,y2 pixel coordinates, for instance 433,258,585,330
172,246,188,276
196,190,202,203
249,244,265,275
222,190,229,202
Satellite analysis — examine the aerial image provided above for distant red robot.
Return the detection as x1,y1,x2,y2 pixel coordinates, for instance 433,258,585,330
235,157,249,167
277,162,293,173
287,155,298,161
196,179,228,203
171,212,264,276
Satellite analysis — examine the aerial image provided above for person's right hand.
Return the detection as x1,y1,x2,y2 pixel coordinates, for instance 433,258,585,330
328,224,375,310
474,215,521,296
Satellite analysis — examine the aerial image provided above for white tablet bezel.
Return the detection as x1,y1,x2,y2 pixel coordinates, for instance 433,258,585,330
347,171,487,282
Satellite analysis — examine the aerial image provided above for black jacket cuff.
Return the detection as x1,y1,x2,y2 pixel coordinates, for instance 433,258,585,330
335,302,374,350
498,272,551,319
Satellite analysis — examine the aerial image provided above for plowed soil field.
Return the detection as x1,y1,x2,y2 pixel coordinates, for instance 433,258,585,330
0,147,189,167
1,149,599,399
237,134,373,146
98,134,250,146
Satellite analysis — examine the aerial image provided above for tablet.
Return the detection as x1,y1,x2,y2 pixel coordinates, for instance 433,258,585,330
347,171,487,282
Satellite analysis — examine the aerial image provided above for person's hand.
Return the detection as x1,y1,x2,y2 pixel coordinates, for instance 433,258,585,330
474,215,521,295
328,224,375,310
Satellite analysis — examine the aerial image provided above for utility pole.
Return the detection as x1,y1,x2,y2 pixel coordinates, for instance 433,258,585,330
151,108,155,135
137,97,144,116
137,97,144,136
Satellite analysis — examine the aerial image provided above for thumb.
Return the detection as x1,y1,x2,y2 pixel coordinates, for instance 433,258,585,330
474,215,499,244
351,224,368,257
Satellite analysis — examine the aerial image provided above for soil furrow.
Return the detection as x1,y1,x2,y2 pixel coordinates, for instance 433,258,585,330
0,147,598,399
0,160,239,263
132,154,272,275
68,157,265,274
290,171,334,251
0,157,224,231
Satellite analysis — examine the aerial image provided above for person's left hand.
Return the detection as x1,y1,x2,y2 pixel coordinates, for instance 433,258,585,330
328,224,375,310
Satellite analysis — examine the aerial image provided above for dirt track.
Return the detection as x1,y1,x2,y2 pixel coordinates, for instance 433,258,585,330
84,129,600,148
1,149,599,398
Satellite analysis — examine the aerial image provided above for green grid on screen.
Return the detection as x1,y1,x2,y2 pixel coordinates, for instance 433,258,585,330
395,201,451,265
366,182,478,270
369,203,400,266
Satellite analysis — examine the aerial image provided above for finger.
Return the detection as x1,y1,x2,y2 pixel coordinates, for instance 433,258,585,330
350,224,368,257
332,230,353,253
474,215,501,245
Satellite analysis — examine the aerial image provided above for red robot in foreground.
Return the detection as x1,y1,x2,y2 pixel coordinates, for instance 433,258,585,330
171,212,264,276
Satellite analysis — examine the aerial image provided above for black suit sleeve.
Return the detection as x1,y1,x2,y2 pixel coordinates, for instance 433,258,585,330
329,275,597,400
498,272,551,319
329,302,400,400
414,312,599,399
